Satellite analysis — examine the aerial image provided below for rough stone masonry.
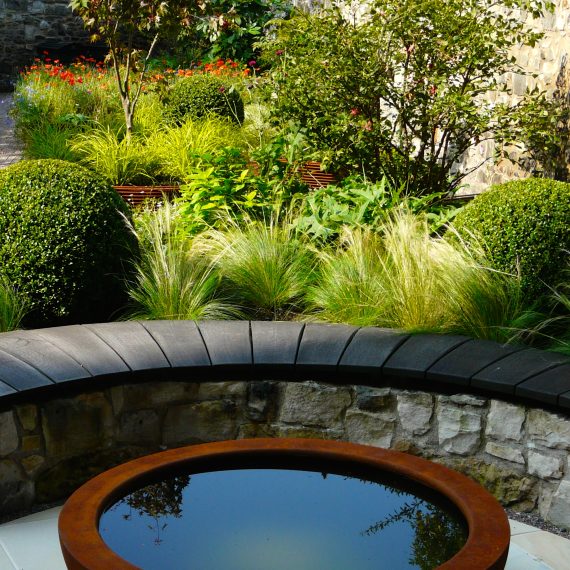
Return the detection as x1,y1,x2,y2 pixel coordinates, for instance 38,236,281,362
1,380,570,530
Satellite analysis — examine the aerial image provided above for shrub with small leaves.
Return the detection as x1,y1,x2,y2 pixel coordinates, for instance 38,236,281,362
0,159,137,326
164,74,245,125
451,178,570,300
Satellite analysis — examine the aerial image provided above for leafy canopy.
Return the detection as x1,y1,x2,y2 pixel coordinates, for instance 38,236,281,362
262,0,558,196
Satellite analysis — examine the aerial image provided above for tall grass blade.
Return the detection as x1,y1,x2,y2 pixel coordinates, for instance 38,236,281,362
126,202,239,320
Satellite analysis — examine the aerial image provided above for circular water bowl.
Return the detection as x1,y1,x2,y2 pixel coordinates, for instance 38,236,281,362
58,439,509,570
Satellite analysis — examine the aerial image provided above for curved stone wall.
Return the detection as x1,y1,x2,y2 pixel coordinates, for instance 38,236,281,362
0,320,569,529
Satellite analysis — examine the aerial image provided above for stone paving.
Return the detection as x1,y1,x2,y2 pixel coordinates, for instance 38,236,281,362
0,93,23,169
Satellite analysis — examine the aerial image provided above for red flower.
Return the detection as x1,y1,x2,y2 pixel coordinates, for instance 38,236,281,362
350,108,360,116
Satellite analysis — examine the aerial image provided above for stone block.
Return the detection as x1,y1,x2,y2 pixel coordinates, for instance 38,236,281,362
278,382,351,428
437,405,482,455
528,450,564,480
345,409,395,448
114,382,198,413
272,424,343,440
16,404,38,432
197,382,247,401
41,393,114,459
0,459,33,513
117,410,161,446
485,442,525,464
485,400,525,443
246,381,280,422
0,411,18,457
527,409,570,450
163,401,238,445
21,435,42,453
445,394,486,407
354,386,393,412
448,457,536,510
397,391,433,435
21,454,45,476
546,480,570,530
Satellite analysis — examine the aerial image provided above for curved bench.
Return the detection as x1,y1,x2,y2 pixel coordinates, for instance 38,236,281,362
0,320,568,409
1,320,570,528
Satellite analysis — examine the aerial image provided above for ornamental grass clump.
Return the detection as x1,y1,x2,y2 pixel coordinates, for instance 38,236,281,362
201,216,316,320
0,276,28,333
309,211,527,339
126,202,238,321
69,127,160,185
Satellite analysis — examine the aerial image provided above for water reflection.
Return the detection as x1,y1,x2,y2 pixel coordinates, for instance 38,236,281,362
100,469,466,570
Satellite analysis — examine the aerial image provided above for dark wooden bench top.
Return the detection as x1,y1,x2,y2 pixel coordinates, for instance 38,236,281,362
0,321,568,412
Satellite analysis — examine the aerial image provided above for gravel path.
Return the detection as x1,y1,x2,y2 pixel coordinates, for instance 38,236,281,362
0,92,23,168
507,508,570,539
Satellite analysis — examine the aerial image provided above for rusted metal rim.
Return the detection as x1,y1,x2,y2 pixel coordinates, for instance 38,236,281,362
58,438,509,570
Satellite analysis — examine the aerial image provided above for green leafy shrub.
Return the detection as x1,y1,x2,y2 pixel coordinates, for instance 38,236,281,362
177,148,284,234
0,159,137,326
292,176,459,242
164,75,245,125
452,178,570,299
261,0,558,195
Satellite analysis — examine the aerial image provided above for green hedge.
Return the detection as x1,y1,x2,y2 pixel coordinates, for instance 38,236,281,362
164,75,245,125
452,178,570,299
0,159,137,326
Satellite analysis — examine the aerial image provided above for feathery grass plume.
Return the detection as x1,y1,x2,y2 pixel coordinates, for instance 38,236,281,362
151,118,241,182
69,126,159,185
307,229,390,326
0,276,28,332
441,229,533,342
201,215,316,320
508,255,570,354
309,210,528,338
126,201,238,321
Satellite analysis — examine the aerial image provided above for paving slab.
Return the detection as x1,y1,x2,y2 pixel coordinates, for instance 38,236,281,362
0,348,53,392
0,93,23,170
295,323,359,371
515,364,570,406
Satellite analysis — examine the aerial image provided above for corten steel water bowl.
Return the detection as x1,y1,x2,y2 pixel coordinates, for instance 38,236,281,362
58,438,510,570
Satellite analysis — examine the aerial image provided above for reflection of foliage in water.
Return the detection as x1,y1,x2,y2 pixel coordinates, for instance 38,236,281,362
117,474,190,545
361,490,466,570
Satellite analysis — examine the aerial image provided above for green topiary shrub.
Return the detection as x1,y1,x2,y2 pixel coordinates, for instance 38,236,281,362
0,159,137,326
451,178,570,300
164,75,245,125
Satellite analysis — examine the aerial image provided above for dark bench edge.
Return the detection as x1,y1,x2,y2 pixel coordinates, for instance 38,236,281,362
0,321,568,414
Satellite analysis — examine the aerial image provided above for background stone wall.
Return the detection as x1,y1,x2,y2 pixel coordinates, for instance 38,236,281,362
1,379,570,530
0,0,89,89
2,0,570,184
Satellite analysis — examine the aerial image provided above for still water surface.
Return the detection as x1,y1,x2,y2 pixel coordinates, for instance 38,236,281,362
99,468,467,570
